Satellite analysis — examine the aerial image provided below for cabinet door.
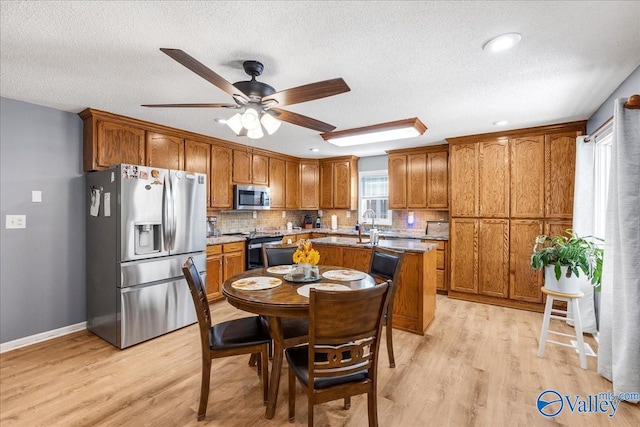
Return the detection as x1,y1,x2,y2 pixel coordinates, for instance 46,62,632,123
285,161,300,209
545,132,577,219
313,244,342,267
388,154,407,209
450,218,478,293
427,151,449,209
252,154,269,185
233,149,252,184
510,220,543,302
96,120,145,169
206,251,224,302
407,153,427,208
300,162,319,209
544,219,572,239
146,132,184,170
478,219,509,298
343,247,372,271
333,160,352,209
269,158,285,209
478,139,509,218
510,136,545,218
224,251,245,279
185,140,211,206
211,145,233,209
449,143,478,217
319,162,334,209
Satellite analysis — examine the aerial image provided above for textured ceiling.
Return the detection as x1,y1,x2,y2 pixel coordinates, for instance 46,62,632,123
1,1,639,159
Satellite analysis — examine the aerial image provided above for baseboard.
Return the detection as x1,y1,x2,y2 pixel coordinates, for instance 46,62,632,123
0,322,87,354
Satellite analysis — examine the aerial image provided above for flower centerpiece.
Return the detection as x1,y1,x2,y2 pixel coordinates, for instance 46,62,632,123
292,239,320,278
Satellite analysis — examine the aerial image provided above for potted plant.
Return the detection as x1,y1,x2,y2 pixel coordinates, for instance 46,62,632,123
530,229,604,293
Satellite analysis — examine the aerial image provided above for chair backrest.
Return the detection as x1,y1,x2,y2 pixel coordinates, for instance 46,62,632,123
182,257,211,352
307,283,389,383
369,247,404,282
262,244,297,267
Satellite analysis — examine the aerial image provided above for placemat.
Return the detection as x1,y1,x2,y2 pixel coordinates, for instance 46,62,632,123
296,283,352,298
321,269,367,281
231,277,282,291
266,265,295,274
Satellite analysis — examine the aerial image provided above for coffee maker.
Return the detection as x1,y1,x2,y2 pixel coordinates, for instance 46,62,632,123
206,216,218,237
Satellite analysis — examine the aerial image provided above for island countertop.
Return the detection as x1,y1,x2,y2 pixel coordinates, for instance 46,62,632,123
310,236,438,253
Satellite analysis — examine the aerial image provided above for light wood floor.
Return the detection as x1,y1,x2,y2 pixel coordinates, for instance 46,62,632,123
1,295,638,426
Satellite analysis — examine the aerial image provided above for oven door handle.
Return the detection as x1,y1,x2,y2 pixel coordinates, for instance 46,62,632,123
248,243,263,250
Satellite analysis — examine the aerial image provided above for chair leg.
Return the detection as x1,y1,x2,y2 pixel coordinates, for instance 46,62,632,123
249,352,258,368
288,367,296,422
367,390,378,427
344,396,351,409
197,357,212,421
308,398,314,427
261,345,269,404
386,313,395,368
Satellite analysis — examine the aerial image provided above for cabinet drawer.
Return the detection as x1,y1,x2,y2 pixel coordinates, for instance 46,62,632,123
223,242,245,253
436,250,445,269
207,244,222,255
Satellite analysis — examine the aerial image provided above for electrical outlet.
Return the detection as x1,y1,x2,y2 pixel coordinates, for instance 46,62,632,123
32,191,42,203
252,211,257,219
282,211,286,218
6,215,26,229
318,210,323,217
346,211,351,218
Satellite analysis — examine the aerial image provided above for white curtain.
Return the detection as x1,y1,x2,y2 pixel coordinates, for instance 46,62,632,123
570,135,598,333
598,98,640,401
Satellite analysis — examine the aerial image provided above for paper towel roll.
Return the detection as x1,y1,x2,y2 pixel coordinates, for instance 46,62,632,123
331,214,338,230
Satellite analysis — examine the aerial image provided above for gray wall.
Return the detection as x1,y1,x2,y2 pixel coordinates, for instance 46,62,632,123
0,97,85,344
587,65,640,133
358,155,387,172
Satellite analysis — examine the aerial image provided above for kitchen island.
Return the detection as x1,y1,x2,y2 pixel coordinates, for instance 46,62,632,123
310,236,438,335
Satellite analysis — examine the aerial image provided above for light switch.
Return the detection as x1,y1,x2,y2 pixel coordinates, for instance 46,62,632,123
252,211,257,219
6,215,26,229
346,211,351,218
32,191,42,203
282,211,286,218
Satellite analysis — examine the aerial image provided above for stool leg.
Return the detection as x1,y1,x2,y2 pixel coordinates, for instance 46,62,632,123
538,296,554,357
571,298,588,369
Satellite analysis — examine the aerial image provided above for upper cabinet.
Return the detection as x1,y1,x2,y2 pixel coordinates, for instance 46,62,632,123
269,158,286,209
387,145,449,210
184,139,211,205
545,131,578,219
510,136,545,218
285,161,300,209
233,150,268,185
300,161,319,210
210,145,233,209
146,132,184,170
478,138,509,218
319,156,358,210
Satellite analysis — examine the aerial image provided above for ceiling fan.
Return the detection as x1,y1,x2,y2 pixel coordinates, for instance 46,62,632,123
142,48,350,138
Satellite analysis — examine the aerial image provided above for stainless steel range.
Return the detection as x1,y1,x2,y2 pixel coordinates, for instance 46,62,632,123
244,232,285,270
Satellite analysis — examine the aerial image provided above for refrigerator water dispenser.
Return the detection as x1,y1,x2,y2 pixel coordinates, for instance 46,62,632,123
135,223,161,254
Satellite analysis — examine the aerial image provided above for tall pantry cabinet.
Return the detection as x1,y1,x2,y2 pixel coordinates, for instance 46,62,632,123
448,121,586,311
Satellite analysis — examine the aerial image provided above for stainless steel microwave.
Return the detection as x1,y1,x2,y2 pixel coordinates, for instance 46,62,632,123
233,185,271,210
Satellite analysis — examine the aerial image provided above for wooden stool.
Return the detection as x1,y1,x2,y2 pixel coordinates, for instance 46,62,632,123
538,286,588,369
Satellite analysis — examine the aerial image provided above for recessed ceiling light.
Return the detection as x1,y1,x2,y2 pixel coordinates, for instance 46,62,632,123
214,118,227,124
483,33,521,53
309,148,320,152
493,120,509,126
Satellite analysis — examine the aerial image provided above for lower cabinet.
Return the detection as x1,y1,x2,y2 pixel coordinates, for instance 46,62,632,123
510,220,544,303
206,242,246,303
423,239,448,292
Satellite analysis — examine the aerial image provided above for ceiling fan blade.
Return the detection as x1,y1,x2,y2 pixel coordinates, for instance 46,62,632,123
159,48,249,102
141,103,239,108
270,108,336,133
262,78,350,107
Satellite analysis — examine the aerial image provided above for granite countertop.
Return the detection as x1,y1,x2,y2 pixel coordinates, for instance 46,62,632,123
206,235,247,245
310,236,438,253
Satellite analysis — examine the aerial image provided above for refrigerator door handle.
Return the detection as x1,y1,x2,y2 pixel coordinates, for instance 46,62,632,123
162,173,174,250
170,173,177,250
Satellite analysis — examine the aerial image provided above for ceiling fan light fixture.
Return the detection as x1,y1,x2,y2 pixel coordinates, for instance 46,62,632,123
226,113,244,135
321,118,427,147
240,107,261,130
247,126,264,140
483,33,522,53
260,112,281,135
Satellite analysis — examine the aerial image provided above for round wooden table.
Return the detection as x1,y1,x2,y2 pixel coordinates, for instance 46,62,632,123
222,265,376,419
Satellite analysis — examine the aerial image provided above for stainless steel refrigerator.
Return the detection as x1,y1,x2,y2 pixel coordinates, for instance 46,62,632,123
86,164,206,349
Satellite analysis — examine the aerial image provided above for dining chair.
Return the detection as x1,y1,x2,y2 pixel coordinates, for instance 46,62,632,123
182,257,271,421
262,243,298,268
368,247,405,368
285,283,390,426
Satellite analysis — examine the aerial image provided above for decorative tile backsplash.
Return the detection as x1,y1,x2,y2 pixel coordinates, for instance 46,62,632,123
210,208,448,235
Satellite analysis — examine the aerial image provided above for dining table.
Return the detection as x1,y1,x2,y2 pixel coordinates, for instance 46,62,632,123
221,264,376,419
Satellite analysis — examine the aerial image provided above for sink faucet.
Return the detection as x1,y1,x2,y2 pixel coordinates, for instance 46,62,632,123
362,209,376,230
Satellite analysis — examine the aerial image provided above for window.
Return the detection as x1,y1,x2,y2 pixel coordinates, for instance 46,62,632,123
358,170,392,226
593,130,612,239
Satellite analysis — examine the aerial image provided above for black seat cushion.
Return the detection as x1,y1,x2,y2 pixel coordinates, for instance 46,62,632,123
285,346,368,389
209,316,271,350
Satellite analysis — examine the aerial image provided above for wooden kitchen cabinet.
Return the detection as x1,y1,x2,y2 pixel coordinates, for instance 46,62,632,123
510,219,544,303
184,139,211,205
449,143,478,217
300,161,319,209
478,219,509,298
545,131,578,219
146,132,184,170
426,151,449,209
319,156,358,210
407,153,427,208
343,247,372,271
510,136,545,218
478,138,510,218
80,109,146,171
206,245,224,302
388,154,407,209
210,145,233,209
285,161,300,209
423,239,447,292
449,218,478,294
544,219,572,238
232,150,269,185
223,242,246,282
269,157,286,209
